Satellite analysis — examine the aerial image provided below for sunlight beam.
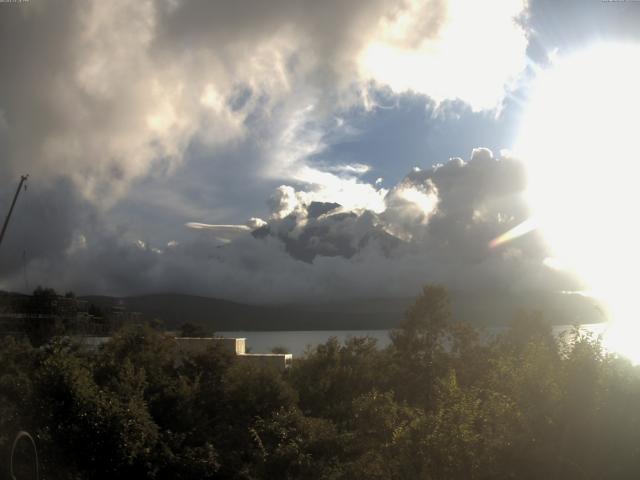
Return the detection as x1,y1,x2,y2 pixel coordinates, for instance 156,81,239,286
516,43,640,362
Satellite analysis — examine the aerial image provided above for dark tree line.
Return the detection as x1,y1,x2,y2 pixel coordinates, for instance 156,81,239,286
1,285,640,479
8,287,112,346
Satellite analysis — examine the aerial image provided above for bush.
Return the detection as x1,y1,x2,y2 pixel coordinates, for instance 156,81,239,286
1,286,640,479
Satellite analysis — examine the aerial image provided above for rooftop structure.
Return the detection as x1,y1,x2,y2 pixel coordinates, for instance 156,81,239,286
56,334,293,372
175,336,246,355
238,352,293,370
174,336,292,371
0,291,143,337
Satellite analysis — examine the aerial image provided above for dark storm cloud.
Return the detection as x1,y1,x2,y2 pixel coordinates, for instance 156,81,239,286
0,178,88,282
253,203,400,263
5,148,579,302
257,147,530,266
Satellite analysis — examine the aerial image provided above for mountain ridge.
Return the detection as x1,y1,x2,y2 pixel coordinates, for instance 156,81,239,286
80,290,607,332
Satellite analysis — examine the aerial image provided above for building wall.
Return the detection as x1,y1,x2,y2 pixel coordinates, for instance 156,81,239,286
68,335,292,372
174,337,246,355
238,353,292,371
174,338,291,371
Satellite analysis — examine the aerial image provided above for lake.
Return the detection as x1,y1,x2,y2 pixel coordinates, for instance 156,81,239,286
218,323,608,357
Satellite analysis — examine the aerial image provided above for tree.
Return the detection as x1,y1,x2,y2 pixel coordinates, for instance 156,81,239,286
271,345,289,354
88,303,103,318
22,287,63,347
0,337,35,464
389,284,451,407
4,285,640,478
27,286,58,315
341,390,418,479
250,408,341,480
31,340,159,479
178,322,208,338
290,336,386,422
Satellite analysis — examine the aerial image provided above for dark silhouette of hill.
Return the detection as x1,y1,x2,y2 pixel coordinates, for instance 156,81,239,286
81,293,405,331
80,290,607,332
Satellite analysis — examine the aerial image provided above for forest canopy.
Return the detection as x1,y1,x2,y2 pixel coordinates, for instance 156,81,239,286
1,285,639,479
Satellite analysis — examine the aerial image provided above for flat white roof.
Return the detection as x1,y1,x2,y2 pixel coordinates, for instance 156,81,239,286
176,337,247,340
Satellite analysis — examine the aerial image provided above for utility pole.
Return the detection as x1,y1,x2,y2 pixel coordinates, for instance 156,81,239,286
0,174,28,248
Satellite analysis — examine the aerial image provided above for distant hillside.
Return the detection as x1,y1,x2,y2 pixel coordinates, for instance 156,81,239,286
80,293,406,331
80,290,608,332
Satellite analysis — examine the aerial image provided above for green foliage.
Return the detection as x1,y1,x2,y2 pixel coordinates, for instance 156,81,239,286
88,303,103,318
291,336,387,422
179,321,209,337
340,390,418,479
389,284,452,407
23,316,63,348
2,284,640,479
0,337,34,453
27,286,59,315
23,287,64,347
31,340,159,479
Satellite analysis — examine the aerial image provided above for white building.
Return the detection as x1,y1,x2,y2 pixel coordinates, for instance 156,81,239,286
174,336,292,371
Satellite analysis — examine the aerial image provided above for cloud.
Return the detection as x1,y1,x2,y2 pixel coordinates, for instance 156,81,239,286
184,222,251,244
1,1,203,204
359,0,529,110
256,147,532,264
0,0,529,201
0,0,558,302
525,0,640,62
0,148,581,303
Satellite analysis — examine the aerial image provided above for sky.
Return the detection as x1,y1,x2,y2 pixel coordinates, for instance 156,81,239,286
0,0,639,303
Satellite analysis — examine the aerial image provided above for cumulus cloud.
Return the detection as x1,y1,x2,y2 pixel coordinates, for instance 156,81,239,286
1,1,202,204
359,0,528,110
0,0,558,302
0,0,528,200
1,148,581,302
253,147,535,268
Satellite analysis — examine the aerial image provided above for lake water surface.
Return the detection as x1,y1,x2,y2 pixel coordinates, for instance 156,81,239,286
219,323,607,357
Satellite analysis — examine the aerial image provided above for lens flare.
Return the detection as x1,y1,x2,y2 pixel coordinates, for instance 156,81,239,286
489,218,538,249
516,43,640,362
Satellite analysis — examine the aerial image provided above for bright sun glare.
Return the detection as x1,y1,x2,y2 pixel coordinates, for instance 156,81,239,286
516,43,640,362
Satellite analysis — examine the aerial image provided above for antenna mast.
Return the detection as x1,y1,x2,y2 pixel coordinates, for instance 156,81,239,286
0,174,28,248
